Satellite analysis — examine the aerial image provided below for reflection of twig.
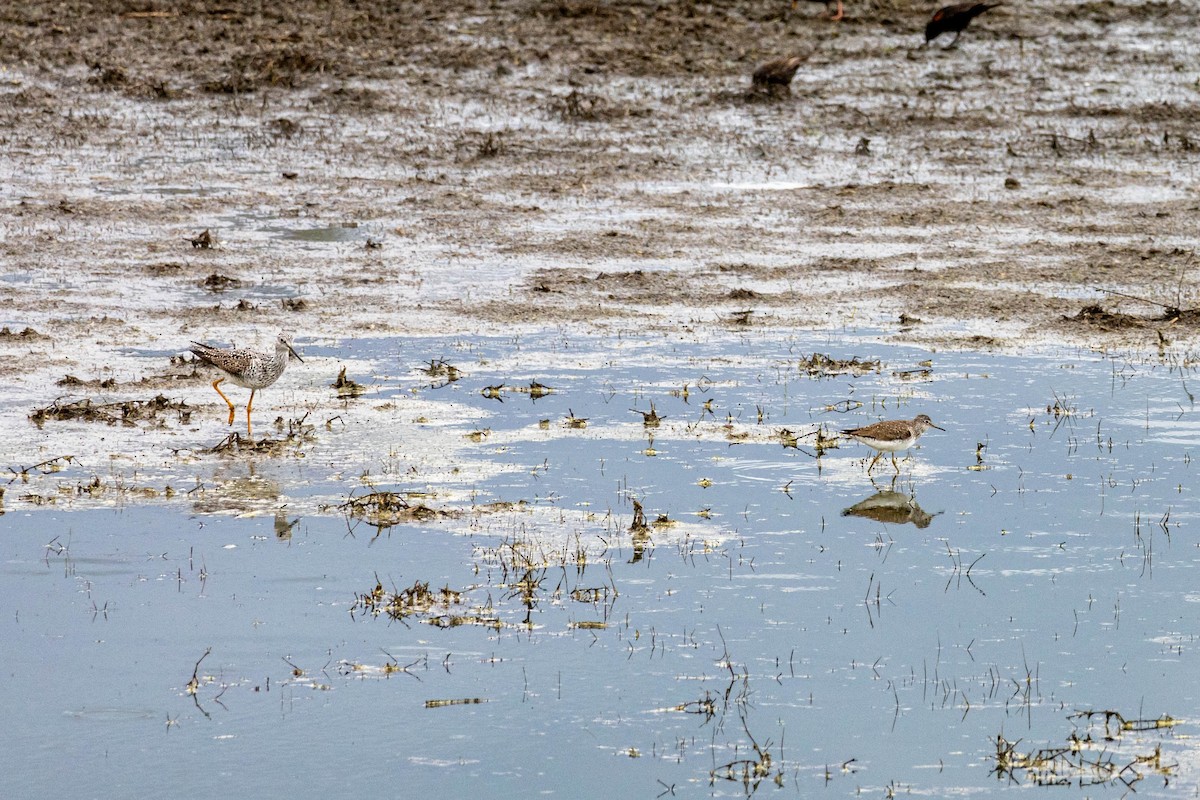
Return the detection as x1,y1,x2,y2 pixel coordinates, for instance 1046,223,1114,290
944,544,987,596
707,627,780,791
381,648,425,681
186,647,211,695
187,647,213,719
212,683,229,711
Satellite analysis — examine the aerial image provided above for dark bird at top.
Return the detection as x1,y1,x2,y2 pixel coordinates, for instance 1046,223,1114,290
793,0,843,23
925,2,1002,47
751,56,806,93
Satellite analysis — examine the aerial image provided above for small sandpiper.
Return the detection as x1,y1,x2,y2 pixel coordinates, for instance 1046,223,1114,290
751,56,806,94
190,331,302,436
840,414,943,473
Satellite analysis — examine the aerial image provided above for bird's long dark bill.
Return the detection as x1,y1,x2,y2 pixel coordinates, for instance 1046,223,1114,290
930,423,945,430
287,344,304,362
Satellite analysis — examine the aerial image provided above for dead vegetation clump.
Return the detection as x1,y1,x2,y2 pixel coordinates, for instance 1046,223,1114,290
994,709,1178,789
202,46,336,93
633,401,663,427
423,359,461,387
549,89,648,122
30,394,192,428
56,375,117,390
86,61,128,89
338,490,456,528
203,413,317,455
201,273,239,291
1065,304,1143,331
350,577,500,630
0,326,45,340
351,578,464,623
331,366,366,397
797,352,882,377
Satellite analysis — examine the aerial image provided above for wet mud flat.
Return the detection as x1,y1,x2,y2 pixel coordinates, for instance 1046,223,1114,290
1,0,1199,356
3,2,1200,798
1,0,1197,495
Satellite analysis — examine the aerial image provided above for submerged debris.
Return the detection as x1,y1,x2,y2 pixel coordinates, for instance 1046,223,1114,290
425,697,486,708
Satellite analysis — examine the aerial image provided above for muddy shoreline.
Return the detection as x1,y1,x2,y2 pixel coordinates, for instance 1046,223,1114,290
3,1,1199,354
1,1,1199,489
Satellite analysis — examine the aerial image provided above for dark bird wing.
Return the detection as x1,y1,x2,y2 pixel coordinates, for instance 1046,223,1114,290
926,2,1001,41
752,56,805,86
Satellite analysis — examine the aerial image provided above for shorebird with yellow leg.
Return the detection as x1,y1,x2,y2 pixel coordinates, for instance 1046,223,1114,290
840,414,943,474
190,331,302,437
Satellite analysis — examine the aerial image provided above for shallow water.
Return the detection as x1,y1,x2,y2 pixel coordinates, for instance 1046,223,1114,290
2,331,1198,798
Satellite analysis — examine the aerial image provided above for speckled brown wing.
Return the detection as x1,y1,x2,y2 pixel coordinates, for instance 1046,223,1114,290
190,342,254,378
842,419,912,442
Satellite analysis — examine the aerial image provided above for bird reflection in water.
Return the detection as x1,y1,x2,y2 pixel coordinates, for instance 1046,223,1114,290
841,491,939,529
275,507,300,540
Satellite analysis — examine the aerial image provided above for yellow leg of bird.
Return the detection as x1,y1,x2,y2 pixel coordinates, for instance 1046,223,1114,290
830,0,843,20
866,451,883,473
211,378,236,425
891,453,901,474
246,389,256,438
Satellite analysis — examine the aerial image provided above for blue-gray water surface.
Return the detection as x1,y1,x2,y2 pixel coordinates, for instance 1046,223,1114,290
2,332,1198,798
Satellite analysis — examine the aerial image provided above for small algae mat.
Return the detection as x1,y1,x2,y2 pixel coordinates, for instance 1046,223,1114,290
2,332,1199,798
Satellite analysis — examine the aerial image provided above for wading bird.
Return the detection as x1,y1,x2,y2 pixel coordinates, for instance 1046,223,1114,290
841,414,944,474
190,331,302,437
751,55,807,94
925,2,1002,47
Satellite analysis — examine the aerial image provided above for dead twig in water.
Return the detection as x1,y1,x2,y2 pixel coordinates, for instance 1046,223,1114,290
8,454,76,483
